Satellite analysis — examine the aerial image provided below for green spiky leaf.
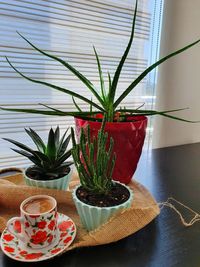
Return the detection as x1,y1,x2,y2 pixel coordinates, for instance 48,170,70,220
72,97,82,112
4,127,72,179
109,0,138,102
114,38,200,108
46,128,57,160
93,46,106,102
25,128,46,153
17,31,105,107
1,2,200,124
5,57,104,112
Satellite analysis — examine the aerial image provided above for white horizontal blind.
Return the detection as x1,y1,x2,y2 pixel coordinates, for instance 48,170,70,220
0,0,163,169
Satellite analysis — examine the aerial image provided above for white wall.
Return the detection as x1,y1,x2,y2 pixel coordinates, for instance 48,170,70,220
152,0,200,148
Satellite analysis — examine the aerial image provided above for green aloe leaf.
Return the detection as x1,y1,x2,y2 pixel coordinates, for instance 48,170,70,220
11,148,42,167
5,57,104,112
136,103,145,110
11,148,32,158
56,150,71,166
53,162,73,173
39,104,66,114
108,72,112,90
153,112,200,123
57,128,69,155
117,107,188,114
114,38,200,108
37,107,101,118
93,46,106,102
72,97,83,112
54,126,60,149
0,107,101,117
57,134,71,157
25,128,46,153
109,0,138,102
117,108,200,122
46,128,56,160
34,150,52,163
0,107,67,116
3,138,37,154
0,107,101,119
4,137,50,163
107,72,112,104
71,127,76,148
90,98,93,113
17,32,105,107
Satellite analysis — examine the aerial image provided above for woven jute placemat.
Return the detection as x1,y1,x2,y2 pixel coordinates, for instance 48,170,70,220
0,169,160,252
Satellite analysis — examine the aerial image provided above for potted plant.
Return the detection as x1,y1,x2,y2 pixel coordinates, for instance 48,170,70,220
1,0,200,183
71,117,133,231
4,126,73,190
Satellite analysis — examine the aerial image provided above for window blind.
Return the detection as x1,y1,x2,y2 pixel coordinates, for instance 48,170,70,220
0,0,163,169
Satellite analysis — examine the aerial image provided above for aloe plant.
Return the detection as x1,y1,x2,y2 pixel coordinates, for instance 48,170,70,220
1,0,200,122
71,118,115,194
3,127,72,180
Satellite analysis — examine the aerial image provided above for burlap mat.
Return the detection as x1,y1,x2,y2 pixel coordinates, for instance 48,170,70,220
0,169,160,252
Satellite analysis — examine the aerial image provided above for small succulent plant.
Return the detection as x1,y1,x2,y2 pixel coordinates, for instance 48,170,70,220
4,127,72,180
71,117,116,195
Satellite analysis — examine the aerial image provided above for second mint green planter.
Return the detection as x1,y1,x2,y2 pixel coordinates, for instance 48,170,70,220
72,182,133,231
24,166,72,191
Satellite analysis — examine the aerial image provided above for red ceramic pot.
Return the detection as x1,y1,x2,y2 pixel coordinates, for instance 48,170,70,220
74,115,147,184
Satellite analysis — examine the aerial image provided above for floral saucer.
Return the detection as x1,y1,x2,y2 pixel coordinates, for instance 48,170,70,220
0,213,76,262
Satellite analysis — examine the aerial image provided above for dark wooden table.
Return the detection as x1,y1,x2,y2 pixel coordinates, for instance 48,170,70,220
1,143,200,267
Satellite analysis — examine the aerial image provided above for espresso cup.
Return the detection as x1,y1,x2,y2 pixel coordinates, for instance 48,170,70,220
7,195,58,249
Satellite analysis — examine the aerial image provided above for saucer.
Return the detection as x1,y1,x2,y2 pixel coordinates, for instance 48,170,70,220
0,213,76,262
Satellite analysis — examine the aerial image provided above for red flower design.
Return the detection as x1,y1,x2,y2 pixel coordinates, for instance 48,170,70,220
48,220,55,230
29,215,40,218
4,246,15,253
13,220,21,233
51,248,61,254
58,221,73,232
37,221,47,229
25,222,30,228
31,231,47,245
63,236,72,244
47,234,53,243
60,232,67,238
19,250,28,256
25,253,43,260
4,234,14,242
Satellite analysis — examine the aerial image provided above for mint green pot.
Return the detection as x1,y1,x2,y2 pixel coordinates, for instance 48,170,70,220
72,182,133,231
24,166,72,191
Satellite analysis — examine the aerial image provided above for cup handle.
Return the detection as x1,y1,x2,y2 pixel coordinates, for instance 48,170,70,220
7,217,26,242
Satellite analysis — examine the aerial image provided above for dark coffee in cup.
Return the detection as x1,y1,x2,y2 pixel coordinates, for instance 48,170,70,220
23,197,54,214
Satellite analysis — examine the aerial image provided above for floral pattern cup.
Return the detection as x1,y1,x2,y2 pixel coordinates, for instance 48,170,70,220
6,195,58,249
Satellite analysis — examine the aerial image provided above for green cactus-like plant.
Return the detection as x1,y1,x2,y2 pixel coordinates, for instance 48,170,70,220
71,118,116,195
4,126,72,180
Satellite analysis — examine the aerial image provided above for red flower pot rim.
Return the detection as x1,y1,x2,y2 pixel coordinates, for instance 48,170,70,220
74,115,147,126
20,195,56,216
